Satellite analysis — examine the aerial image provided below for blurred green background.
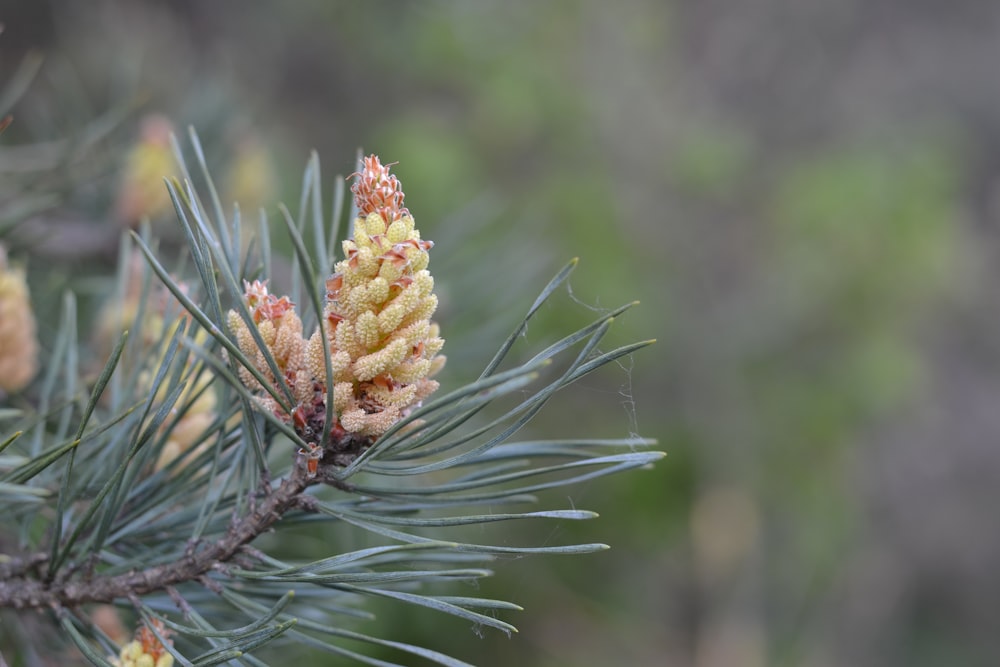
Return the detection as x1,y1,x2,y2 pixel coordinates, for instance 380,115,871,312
5,1,1000,665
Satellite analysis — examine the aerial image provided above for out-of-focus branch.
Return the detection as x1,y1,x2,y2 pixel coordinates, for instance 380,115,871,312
0,459,323,610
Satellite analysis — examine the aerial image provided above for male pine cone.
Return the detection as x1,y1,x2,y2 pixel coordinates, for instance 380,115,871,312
228,155,444,445
0,245,39,395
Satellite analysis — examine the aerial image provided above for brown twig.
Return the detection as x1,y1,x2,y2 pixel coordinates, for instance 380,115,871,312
0,425,371,612
0,463,316,610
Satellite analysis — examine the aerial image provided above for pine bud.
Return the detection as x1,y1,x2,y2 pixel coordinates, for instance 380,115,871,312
224,133,277,217
115,114,177,228
111,619,174,667
0,245,39,395
228,280,308,417
98,259,218,473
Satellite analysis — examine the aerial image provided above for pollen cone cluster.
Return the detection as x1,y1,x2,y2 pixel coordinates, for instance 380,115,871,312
137,315,218,473
95,252,217,472
0,245,38,395
228,280,305,417
228,155,444,443
111,619,174,667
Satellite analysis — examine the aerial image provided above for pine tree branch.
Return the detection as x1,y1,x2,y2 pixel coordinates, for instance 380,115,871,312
0,457,331,610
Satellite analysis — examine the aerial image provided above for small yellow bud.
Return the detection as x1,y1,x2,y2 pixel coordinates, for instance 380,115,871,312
0,246,38,395
123,641,144,661
363,212,387,237
115,114,177,228
377,258,404,284
385,218,410,243
359,339,411,382
113,616,175,667
333,381,354,412
224,133,276,217
355,311,381,350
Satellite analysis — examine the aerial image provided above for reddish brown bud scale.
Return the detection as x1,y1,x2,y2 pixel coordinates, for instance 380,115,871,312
292,405,308,432
372,374,394,391
244,280,294,323
326,273,343,296
350,155,411,223
137,619,172,662
383,247,409,267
